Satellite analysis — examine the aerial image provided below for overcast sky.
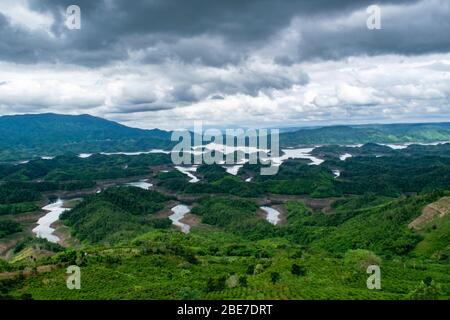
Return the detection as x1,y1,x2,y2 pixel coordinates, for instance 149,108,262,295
0,0,449,129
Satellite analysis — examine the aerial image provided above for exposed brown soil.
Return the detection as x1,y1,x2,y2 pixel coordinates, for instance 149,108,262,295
0,264,59,280
265,194,336,213
153,200,180,219
272,204,287,225
180,213,201,229
51,221,80,248
409,196,450,231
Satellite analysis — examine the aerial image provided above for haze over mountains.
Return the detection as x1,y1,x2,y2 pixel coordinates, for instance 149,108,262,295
1,113,450,162
0,113,173,161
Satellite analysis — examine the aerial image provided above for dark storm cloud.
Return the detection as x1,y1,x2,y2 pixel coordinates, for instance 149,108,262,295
0,13,51,64
3,0,442,67
210,95,225,100
296,1,450,61
110,103,176,114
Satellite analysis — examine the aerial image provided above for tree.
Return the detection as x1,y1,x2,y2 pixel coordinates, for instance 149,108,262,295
246,264,255,275
270,272,280,284
239,275,248,287
179,288,200,300
407,277,442,300
206,276,226,293
291,264,307,276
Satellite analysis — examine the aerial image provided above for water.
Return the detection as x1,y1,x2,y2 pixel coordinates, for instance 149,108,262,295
224,165,243,175
193,143,326,168
169,205,191,233
339,153,352,161
272,148,324,166
382,141,450,150
200,142,269,154
332,170,341,178
77,149,171,158
32,199,69,243
78,153,92,158
260,206,281,225
100,149,171,156
245,177,253,182
382,144,409,150
125,180,153,190
175,166,199,183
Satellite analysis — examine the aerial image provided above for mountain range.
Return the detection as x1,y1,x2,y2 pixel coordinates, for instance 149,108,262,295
1,113,450,161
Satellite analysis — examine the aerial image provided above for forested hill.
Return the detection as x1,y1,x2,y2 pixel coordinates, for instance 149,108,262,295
0,113,174,161
280,123,450,147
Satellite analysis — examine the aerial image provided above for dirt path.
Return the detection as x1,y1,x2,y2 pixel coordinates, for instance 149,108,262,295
180,213,201,230
0,264,59,280
264,194,336,213
409,196,450,230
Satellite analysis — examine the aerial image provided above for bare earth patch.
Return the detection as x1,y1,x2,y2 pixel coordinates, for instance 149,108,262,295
266,194,336,213
180,213,201,229
409,196,450,231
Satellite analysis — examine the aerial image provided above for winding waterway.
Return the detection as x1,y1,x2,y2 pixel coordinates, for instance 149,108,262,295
169,204,191,233
175,166,199,183
33,199,69,243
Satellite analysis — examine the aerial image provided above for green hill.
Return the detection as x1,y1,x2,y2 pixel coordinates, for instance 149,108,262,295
280,123,450,147
0,113,174,161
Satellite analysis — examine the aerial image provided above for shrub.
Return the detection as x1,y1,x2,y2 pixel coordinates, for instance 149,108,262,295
344,249,381,271
291,264,307,276
270,272,280,284
206,276,226,293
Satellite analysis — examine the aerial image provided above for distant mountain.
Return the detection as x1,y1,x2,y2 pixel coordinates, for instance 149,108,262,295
280,123,450,147
0,113,174,161
1,113,450,162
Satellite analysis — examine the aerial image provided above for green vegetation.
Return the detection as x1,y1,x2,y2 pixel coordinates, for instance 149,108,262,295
1,153,170,183
1,228,449,300
0,122,449,300
0,220,21,238
192,197,275,239
0,113,174,162
280,123,450,147
256,159,339,197
13,237,64,255
60,187,173,244
0,202,38,216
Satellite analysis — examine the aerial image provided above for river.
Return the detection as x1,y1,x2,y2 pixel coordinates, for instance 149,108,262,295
169,205,191,233
260,206,281,225
175,166,200,183
32,199,69,243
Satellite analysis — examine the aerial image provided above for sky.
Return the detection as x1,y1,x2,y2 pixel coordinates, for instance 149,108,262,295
0,0,449,130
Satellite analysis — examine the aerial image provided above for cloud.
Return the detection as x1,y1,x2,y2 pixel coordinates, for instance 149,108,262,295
3,0,445,66
0,0,449,129
2,52,449,129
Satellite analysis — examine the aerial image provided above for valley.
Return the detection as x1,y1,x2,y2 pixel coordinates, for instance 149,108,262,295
0,120,449,299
